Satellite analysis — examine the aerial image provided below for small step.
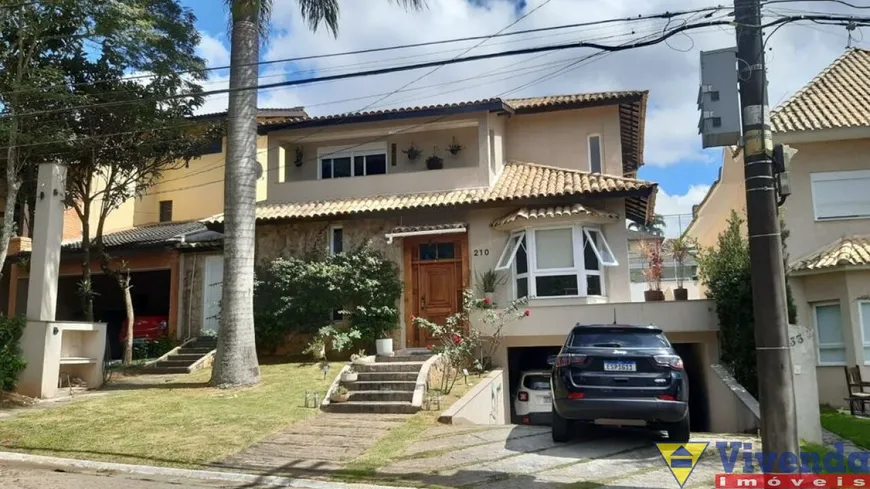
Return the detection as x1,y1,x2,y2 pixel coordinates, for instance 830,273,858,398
154,359,197,368
169,353,204,362
354,362,424,373
347,390,414,402
377,355,433,363
356,371,418,382
141,366,190,374
345,381,417,392
178,347,214,355
324,401,418,414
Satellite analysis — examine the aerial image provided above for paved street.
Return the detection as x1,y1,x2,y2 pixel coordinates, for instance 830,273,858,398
0,462,243,489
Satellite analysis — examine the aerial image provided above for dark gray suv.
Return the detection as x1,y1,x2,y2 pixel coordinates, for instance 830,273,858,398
551,324,690,443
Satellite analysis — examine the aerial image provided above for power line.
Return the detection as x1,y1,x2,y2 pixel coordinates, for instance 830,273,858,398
762,0,870,9
3,13,781,119
0,4,732,99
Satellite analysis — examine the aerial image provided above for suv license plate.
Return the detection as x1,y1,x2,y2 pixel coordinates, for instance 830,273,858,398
604,360,636,372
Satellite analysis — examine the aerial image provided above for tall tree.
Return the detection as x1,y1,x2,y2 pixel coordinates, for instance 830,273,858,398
0,0,86,280
59,0,209,364
213,0,424,387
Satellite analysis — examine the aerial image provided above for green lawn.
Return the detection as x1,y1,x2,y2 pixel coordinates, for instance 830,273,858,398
820,405,870,449
0,362,339,467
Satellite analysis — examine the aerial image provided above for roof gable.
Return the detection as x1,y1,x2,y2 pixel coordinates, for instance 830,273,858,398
771,48,870,133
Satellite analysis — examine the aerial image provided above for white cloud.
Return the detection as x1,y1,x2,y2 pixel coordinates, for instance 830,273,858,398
194,0,861,165
654,184,711,237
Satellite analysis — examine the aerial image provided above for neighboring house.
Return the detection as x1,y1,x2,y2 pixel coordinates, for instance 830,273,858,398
204,91,750,432
627,230,700,302
3,109,307,351
686,48,870,407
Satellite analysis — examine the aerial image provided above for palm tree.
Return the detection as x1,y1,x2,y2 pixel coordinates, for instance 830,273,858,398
213,0,424,388
628,213,666,238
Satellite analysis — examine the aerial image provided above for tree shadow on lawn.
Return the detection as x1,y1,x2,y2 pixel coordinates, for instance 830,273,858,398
217,425,667,489
99,380,211,392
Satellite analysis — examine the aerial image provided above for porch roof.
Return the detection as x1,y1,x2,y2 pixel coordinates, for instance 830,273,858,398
59,221,219,252
491,204,619,229
790,235,870,273
203,161,657,226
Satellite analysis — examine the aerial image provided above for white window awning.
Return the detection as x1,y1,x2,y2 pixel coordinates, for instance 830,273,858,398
385,223,467,244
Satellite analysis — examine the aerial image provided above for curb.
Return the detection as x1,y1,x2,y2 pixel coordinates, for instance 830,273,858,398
0,451,405,489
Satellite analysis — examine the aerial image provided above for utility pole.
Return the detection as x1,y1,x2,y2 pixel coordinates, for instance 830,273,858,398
734,0,799,468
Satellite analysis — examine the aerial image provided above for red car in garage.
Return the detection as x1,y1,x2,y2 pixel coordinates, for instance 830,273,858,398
118,316,169,344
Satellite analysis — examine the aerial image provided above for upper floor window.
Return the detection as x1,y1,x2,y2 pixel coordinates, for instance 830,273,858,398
811,169,870,220
159,200,173,223
318,143,388,180
588,135,602,173
494,225,617,299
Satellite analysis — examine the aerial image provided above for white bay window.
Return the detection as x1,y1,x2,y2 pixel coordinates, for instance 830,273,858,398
495,225,617,299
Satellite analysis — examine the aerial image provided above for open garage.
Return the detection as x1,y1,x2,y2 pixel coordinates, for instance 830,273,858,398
504,341,712,432
507,345,560,424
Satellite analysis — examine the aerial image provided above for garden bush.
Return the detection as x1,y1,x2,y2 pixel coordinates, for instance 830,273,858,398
697,211,796,398
0,315,27,391
254,247,402,354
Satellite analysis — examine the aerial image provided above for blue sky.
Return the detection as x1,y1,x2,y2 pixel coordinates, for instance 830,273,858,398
177,0,863,236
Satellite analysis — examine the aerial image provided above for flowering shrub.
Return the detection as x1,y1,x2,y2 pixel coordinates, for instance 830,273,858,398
413,290,529,393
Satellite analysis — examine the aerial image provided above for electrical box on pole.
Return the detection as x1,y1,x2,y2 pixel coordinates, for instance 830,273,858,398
774,143,797,204
698,47,741,148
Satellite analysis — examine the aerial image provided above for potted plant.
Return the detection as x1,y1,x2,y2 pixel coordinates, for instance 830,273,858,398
402,143,422,161
425,146,444,170
340,366,358,382
639,239,664,301
376,334,394,356
447,137,464,156
665,236,697,301
331,385,350,403
476,269,506,303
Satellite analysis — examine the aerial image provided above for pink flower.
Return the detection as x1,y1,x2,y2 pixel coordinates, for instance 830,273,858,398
426,344,432,350
483,297,491,305
452,334,462,345
523,310,531,317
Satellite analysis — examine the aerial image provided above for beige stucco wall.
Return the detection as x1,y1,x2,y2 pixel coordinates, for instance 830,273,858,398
134,135,269,226
790,269,870,406
781,138,870,261
505,106,623,176
685,149,747,250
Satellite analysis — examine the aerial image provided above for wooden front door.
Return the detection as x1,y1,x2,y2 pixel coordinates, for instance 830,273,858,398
405,234,468,348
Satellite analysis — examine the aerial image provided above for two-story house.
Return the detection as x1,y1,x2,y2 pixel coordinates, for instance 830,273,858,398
4,108,307,357
687,48,870,407
203,91,753,432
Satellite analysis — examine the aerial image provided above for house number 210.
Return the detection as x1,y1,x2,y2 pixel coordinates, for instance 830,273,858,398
473,249,490,256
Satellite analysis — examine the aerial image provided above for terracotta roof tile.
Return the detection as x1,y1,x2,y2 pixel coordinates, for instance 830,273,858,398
205,161,656,225
389,223,467,234
771,49,870,133
790,236,870,272
504,91,647,110
491,204,618,228
61,221,211,251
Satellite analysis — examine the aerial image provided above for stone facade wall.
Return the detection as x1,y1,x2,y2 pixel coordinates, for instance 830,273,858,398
256,218,406,349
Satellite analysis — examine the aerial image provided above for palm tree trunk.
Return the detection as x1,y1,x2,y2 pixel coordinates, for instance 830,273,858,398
210,0,261,387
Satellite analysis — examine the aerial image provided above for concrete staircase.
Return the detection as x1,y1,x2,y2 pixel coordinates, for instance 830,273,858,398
141,337,217,374
325,349,432,414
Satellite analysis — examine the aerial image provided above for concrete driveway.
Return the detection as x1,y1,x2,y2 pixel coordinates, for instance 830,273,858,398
378,424,759,489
